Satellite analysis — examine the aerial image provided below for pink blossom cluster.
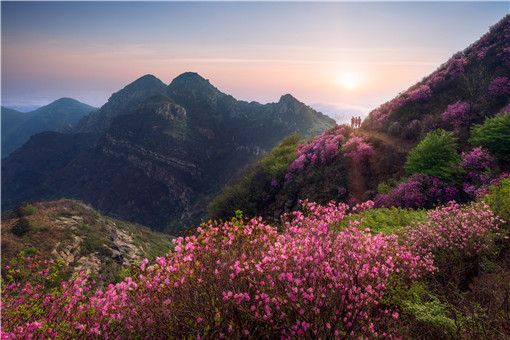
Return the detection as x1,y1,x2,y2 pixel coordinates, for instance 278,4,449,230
468,15,510,62
440,101,470,132
460,147,494,174
471,172,510,199
374,173,458,210
407,85,432,102
342,134,374,162
285,126,349,184
488,76,510,97
445,55,468,79
498,103,510,116
369,95,407,126
288,126,347,173
2,200,438,339
401,201,504,264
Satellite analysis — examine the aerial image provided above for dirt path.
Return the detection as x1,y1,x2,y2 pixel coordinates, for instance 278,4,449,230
347,158,366,202
361,129,413,154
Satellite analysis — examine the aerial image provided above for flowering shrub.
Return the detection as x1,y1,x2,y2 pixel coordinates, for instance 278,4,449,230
342,134,374,162
440,101,470,132
408,85,432,102
285,126,348,184
445,55,468,79
458,147,494,198
374,173,458,210
2,200,439,339
400,201,505,288
488,76,510,97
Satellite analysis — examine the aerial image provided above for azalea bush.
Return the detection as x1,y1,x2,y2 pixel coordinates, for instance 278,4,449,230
400,201,505,289
440,101,470,132
3,200,439,339
458,146,495,198
374,173,458,210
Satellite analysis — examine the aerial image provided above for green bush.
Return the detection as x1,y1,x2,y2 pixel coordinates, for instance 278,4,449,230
360,207,428,235
11,218,32,237
483,177,510,226
470,113,510,161
12,203,37,217
260,134,301,179
405,129,460,182
405,296,458,336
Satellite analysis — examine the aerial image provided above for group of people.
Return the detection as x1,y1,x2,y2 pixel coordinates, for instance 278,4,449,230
351,116,362,128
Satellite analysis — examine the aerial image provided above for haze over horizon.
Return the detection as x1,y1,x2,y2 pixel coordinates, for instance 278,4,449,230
1,1,508,123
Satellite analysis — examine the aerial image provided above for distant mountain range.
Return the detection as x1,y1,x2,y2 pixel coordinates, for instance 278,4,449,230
1,98,96,157
2,72,335,234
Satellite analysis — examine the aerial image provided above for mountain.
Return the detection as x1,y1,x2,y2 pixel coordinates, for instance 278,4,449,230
209,14,510,221
2,72,335,234
74,74,167,133
1,199,174,284
1,98,96,157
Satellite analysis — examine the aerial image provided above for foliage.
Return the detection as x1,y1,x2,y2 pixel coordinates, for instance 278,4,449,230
470,113,510,161
374,173,458,210
260,134,301,180
405,296,457,337
355,206,428,235
11,218,32,237
482,177,510,226
405,129,461,182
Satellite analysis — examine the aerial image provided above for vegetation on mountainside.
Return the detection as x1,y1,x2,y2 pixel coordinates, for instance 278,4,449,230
1,200,174,284
2,178,509,338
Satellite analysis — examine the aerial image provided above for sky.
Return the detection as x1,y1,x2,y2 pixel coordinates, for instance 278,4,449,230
1,1,509,123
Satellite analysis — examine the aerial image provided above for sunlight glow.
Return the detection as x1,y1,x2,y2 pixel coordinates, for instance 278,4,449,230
339,72,360,90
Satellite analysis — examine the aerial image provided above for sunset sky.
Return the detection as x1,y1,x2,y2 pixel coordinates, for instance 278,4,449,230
1,1,508,123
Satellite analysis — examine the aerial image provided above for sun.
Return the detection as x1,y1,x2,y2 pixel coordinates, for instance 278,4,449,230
340,72,360,90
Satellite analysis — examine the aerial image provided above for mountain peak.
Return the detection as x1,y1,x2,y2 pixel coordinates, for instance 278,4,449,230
167,72,221,95
278,94,299,104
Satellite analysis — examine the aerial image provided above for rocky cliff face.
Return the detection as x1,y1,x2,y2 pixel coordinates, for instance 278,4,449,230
2,72,336,234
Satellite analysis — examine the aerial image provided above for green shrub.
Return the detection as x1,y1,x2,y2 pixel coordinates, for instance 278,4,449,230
11,218,32,237
260,134,301,179
483,177,510,226
405,296,458,336
360,207,428,235
405,129,460,182
470,113,510,161
12,203,37,217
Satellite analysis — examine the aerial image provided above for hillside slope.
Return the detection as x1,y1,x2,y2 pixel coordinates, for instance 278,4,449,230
1,199,174,284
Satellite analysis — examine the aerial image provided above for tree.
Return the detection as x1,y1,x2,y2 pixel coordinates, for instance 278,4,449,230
470,113,510,161
405,129,460,182
11,218,32,236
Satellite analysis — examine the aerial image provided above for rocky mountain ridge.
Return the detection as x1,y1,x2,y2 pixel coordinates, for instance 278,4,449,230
2,72,336,234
